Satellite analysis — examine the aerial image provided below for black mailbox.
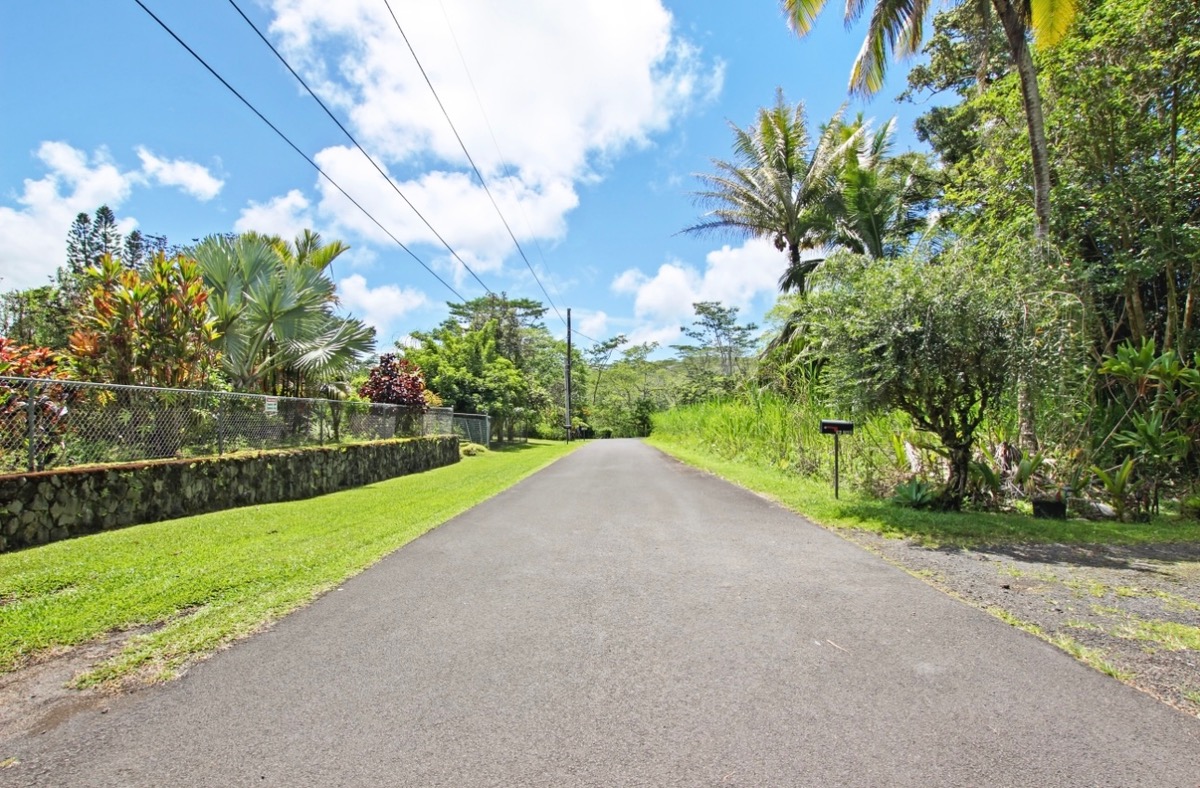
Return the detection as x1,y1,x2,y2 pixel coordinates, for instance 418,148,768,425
820,420,854,435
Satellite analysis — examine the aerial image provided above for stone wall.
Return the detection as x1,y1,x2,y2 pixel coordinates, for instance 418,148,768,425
0,436,459,552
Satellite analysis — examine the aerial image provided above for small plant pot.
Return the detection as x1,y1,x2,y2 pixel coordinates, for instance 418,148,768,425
1032,498,1067,520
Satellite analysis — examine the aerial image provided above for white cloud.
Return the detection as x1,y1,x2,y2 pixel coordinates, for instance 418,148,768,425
234,189,315,238
136,147,224,201
0,142,140,291
576,310,610,342
337,273,428,341
0,142,233,291
626,323,684,350
263,0,721,275
612,238,787,323
310,147,577,276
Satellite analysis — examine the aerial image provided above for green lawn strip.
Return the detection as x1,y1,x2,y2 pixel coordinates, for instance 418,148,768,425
646,436,1200,546
0,439,577,684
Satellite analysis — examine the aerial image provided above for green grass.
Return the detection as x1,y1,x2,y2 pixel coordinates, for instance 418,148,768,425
1049,633,1132,681
0,439,577,685
647,435,1200,546
1111,617,1200,652
983,607,1131,680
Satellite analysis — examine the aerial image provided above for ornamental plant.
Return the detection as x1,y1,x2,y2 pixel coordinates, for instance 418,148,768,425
0,338,80,471
359,354,428,437
358,354,428,412
68,252,219,389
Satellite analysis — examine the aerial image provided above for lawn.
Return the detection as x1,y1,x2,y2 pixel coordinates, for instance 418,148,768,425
0,439,577,686
646,436,1200,546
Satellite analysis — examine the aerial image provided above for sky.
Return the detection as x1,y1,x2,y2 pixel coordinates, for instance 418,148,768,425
1,0,935,354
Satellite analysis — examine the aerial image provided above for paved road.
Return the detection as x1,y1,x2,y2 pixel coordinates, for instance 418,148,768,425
3,440,1198,786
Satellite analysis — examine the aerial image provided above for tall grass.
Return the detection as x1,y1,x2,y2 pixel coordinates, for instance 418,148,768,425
651,391,909,493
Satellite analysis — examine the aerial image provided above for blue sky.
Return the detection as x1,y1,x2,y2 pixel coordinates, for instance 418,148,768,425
2,0,933,353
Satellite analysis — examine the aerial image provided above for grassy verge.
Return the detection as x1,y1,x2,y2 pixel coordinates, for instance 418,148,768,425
0,439,577,685
646,436,1200,546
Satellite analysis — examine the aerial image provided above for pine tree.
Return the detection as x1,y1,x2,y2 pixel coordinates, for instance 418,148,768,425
123,230,146,270
66,212,94,274
90,205,121,262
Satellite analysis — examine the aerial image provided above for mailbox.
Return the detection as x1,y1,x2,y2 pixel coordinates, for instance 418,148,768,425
820,419,854,499
820,420,854,435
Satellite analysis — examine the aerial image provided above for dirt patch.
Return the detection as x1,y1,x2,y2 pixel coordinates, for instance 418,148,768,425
0,628,155,741
847,531,1200,717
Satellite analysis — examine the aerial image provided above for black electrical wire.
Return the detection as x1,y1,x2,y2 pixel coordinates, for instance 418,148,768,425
224,0,493,296
132,0,467,302
382,0,567,326
437,2,562,302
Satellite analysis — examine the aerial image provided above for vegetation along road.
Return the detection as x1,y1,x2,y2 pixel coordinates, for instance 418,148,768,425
2,439,1197,786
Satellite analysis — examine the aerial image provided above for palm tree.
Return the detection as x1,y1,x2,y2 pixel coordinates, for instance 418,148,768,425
684,90,859,295
784,0,1077,240
826,115,936,259
193,234,376,394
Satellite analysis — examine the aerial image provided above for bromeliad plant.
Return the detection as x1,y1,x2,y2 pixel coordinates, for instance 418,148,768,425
1097,339,1200,513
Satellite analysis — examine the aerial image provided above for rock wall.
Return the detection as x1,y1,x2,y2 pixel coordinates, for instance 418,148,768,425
0,436,459,552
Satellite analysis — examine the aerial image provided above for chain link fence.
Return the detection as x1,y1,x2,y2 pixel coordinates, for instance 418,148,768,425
0,376,455,474
452,413,491,447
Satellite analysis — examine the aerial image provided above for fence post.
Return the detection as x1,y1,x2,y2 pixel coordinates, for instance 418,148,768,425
485,415,491,448
26,379,37,472
216,395,224,456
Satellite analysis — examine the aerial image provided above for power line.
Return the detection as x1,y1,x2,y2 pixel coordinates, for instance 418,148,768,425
139,0,606,349
572,328,602,345
132,0,467,302
224,0,492,295
437,1,562,308
382,0,567,326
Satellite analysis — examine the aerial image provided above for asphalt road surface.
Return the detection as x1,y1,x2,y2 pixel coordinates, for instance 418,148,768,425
3,440,1199,786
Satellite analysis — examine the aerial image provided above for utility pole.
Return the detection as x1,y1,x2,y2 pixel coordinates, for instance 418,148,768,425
565,308,572,443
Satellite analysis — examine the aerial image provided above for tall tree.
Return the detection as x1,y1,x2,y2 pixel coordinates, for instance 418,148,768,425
91,205,122,262
826,117,939,258
123,230,147,270
671,302,758,404
405,320,530,430
445,293,548,372
684,90,858,295
783,0,1078,239
586,334,628,406
65,213,95,275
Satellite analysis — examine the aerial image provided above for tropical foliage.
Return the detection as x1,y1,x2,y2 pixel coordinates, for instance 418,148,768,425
659,0,1198,517
69,253,219,389
683,90,857,294
192,233,375,396
358,354,428,413
782,0,1079,238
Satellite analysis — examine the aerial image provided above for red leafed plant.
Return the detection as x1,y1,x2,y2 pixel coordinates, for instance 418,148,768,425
358,354,428,413
0,338,81,471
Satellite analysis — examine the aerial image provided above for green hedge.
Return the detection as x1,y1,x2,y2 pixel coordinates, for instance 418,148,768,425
0,436,459,552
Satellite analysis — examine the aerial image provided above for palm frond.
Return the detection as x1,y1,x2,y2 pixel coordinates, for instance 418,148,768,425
1029,0,1077,47
783,0,832,37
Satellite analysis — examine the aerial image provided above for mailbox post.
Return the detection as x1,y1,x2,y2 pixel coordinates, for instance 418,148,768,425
819,420,854,498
